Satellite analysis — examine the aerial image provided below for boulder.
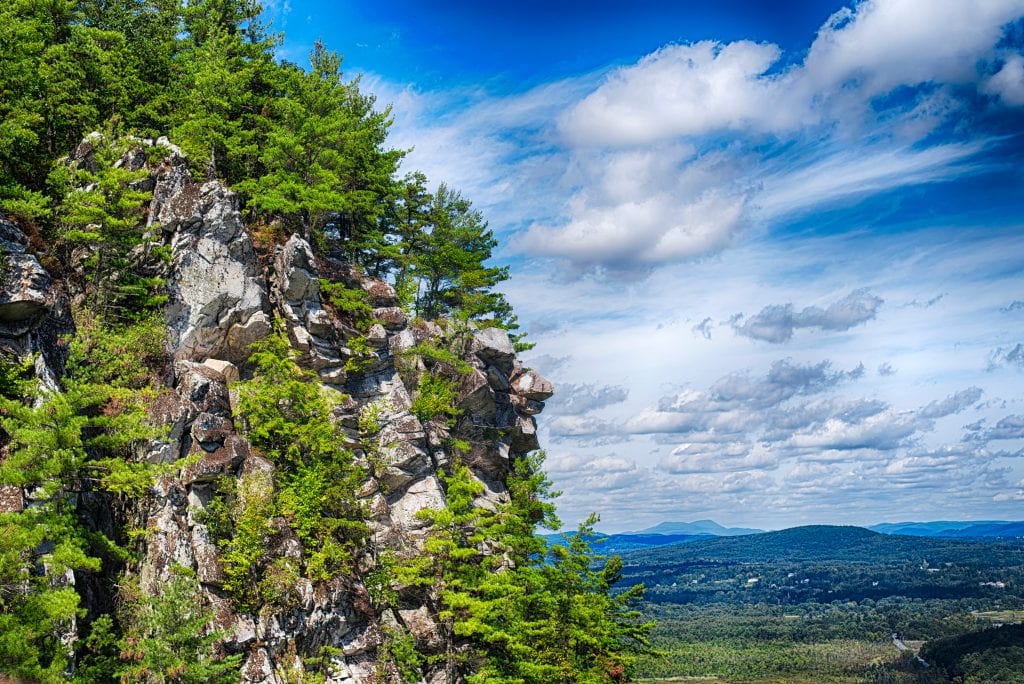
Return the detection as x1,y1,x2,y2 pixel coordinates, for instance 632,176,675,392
472,327,514,372
510,369,554,401
164,178,270,363
361,280,398,307
373,306,406,331
0,219,51,337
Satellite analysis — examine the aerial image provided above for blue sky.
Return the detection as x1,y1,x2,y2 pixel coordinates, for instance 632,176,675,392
267,1,1024,532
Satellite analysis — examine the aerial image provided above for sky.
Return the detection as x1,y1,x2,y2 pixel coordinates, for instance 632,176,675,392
266,0,1024,532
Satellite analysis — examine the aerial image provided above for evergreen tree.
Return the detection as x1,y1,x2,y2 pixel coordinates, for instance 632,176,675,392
414,184,510,322
0,1,130,218
173,0,276,182
387,171,432,306
0,313,166,681
398,456,652,683
56,132,165,320
78,0,183,135
535,515,653,683
115,566,242,683
242,40,401,258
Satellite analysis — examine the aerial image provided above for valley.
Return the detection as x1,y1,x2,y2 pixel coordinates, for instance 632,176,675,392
593,522,1024,682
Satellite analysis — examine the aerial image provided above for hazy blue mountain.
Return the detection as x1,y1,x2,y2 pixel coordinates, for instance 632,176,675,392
622,525,1024,567
618,525,1024,606
541,531,711,555
630,520,763,536
871,520,1024,538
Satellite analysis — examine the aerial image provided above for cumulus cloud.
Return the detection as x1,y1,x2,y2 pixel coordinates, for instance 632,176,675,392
544,452,647,494
506,0,1024,271
989,343,1024,369
803,1,1024,97
627,358,865,438
659,442,779,474
548,415,619,438
878,362,897,376
560,41,796,146
982,54,1024,106
964,414,1024,442
732,290,883,343
548,382,629,415
515,183,746,271
919,387,984,419
560,1,1024,147
787,409,921,451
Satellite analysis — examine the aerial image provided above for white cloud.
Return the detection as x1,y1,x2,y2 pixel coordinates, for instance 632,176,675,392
559,41,797,146
732,290,884,343
516,188,744,268
983,54,1024,105
659,442,779,474
804,0,1024,97
357,1,1024,530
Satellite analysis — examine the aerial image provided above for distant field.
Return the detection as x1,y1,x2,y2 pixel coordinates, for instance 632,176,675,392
972,609,1024,622
635,638,899,683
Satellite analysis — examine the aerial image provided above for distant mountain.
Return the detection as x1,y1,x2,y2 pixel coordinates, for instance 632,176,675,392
630,519,763,536
541,531,711,555
871,521,1024,539
618,525,1024,606
622,524,1024,565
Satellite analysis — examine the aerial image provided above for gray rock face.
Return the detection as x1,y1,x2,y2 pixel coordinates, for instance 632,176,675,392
0,219,51,337
13,139,556,684
161,164,271,362
472,326,515,372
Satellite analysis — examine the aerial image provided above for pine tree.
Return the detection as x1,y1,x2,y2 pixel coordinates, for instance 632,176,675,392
397,456,652,683
0,313,166,681
413,184,510,322
0,1,131,219
57,132,164,320
78,0,183,135
116,566,242,683
173,0,276,182
242,40,401,258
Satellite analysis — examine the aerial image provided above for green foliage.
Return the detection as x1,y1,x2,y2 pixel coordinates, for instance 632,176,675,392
0,0,554,674
0,507,96,682
116,566,242,683
216,470,276,611
319,278,373,326
215,325,367,608
0,318,164,499
396,457,651,683
0,0,134,218
0,352,34,400
173,0,276,182
240,40,401,253
381,626,424,683
0,312,167,680
403,340,473,376
412,184,511,322
236,326,342,466
411,372,462,425
921,624,1024,682
58,132,164,320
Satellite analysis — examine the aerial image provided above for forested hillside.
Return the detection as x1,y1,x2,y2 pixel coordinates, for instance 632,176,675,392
0,2,651,682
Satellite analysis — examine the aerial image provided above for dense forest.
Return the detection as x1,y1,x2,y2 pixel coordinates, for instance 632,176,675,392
622,526,1024,683
0,1,652,682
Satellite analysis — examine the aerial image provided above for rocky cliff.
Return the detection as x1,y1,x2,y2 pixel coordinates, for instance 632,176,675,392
0,140,553,683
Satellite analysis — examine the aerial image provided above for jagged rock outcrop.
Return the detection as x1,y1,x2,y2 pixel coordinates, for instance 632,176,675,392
155,148,272,364
0,219,51,338
0,139,554,683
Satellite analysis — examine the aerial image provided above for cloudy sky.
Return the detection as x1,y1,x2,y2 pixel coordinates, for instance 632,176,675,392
271,0,1024,532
